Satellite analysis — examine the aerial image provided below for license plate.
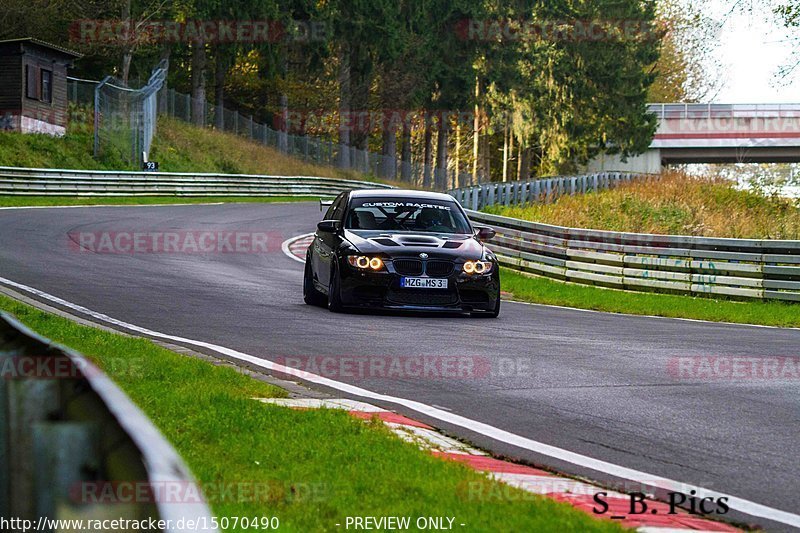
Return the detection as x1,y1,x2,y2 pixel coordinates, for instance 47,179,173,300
400,277,448,289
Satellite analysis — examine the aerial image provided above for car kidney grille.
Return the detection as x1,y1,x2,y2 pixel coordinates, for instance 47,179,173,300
425,260,454,277
393,259,423,275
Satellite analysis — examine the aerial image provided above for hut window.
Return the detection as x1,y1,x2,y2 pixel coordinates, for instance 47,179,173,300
26,65,38,99
41,69,52,103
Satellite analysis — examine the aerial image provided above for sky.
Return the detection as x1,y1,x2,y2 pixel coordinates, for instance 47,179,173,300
708,0,799,103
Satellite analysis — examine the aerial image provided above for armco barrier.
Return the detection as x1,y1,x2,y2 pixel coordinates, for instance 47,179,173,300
0,312,218,531
0,166,393,197
449,172,646,210
468,210,800,301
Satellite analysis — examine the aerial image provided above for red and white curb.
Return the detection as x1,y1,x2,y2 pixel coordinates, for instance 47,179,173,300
255,398,740,532
283,233,314,263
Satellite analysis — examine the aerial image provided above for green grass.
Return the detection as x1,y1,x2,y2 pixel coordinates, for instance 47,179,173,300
0,196,318,207
502,268,800,328
486,172,800,239
0,293,623,532
0,111,375,182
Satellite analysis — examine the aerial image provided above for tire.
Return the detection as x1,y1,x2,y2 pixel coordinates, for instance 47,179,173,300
327,261,344,313
303,254,326,306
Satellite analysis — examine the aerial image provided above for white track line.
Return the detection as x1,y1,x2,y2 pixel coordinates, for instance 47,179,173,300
0,275,797,528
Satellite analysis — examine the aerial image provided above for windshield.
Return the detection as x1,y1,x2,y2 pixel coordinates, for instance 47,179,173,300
345,198,472,234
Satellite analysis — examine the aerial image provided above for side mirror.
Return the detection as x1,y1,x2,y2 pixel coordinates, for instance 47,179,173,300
317,220,339,233
475,226,496,241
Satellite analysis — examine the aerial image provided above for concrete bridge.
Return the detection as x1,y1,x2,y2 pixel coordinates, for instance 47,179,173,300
587,103,800,173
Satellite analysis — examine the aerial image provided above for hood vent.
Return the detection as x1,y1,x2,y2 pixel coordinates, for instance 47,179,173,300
371,238,400,246
442,241,463,249
399,236,439,247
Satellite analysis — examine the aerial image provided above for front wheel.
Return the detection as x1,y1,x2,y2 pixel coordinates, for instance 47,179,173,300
327,261,344,312
303,254,326,306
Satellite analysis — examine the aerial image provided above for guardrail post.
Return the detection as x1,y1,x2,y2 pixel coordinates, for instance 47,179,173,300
0,314,220,531
0,358,7,517
8,379,60,519
33,422,98,520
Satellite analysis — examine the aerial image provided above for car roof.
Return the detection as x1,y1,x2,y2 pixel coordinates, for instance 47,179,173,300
348,189,457,202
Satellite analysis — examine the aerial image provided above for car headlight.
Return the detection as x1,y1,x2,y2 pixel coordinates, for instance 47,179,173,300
347,255,384,271
463,260,493,275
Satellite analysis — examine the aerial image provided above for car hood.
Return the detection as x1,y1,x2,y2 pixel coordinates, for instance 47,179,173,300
343,230,487,259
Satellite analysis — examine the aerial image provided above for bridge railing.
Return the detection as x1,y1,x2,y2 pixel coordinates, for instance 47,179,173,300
469,210,800,301
0,166,392,197
449,172,647,211
648,103,800,119
0,312,218,531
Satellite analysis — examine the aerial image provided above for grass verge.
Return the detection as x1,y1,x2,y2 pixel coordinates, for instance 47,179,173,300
486,172,800,239
0,112,382,185
0,196,319,208
0,293,623,532
502,268,799,328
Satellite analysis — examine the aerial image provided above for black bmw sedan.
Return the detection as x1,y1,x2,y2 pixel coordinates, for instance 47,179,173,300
303,189,500,317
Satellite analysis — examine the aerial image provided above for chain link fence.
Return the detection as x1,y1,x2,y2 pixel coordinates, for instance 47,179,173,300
69,74,480,188
87,61,167,168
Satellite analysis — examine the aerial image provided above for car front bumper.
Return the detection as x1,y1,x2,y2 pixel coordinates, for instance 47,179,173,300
337,262,500,313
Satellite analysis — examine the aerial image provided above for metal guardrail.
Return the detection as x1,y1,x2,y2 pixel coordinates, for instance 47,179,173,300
0,167,393,197
449,172,646,210
469,210,800,301
0,312,218,531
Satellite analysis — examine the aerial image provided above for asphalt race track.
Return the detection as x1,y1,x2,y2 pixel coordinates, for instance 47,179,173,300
1,202,798,529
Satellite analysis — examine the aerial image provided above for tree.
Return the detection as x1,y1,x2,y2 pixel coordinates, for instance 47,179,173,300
648,0,723,102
